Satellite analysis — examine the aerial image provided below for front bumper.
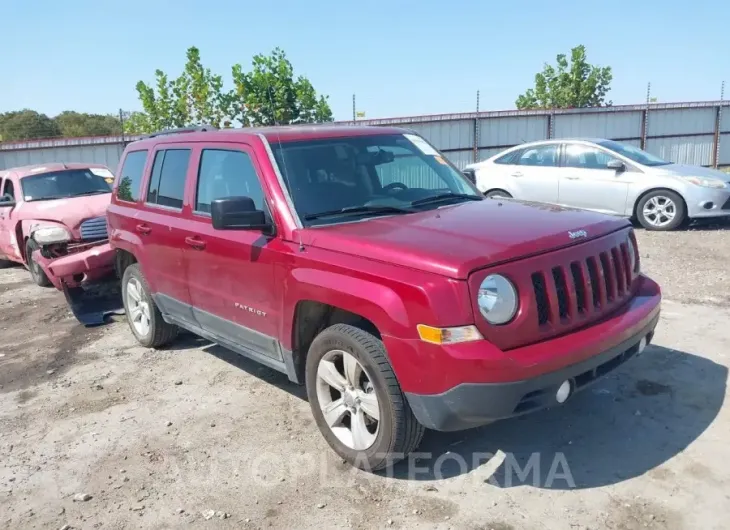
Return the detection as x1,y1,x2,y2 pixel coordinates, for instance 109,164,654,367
685,186,730,219
399,275,661,431
33,242,115,290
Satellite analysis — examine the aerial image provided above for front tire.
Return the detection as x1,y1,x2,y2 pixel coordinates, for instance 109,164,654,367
121,264,178,348
305,323,425,471
636,190,686,231
25,239,52,287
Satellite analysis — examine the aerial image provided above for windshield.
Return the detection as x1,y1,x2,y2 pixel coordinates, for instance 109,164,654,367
596,140,672,167
21,169,112,202
270,133,480,225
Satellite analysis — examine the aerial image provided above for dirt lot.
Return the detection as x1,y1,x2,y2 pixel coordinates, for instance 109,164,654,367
1,226,730,530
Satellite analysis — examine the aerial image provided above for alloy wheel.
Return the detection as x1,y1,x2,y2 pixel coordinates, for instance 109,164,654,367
126,277,151,337
315,349,381,451
642,195,676,228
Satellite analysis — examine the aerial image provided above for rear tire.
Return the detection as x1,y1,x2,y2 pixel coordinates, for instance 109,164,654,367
121,263,178,348
485,189,512,199
0,259,14,269
25,239,52,287
305,323,425,471
636,190,686,231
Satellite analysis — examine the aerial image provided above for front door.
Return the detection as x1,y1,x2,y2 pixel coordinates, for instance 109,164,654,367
183,143,283,361
558,143,630,215
503,143,561,204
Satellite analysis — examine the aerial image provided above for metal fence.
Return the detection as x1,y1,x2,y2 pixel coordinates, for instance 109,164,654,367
1,100,729,171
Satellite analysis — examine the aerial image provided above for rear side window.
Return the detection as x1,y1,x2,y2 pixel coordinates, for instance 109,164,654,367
515,145,558,167
195,149,266,214
117,150,148,202
146,149,191,209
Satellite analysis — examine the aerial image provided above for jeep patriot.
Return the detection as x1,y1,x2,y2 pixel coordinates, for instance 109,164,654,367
107,125,661,470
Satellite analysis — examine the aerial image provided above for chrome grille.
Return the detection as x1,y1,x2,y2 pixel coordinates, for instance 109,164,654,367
79,216,108,241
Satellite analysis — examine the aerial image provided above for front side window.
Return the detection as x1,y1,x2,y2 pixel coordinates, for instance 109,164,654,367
270,133,479,225
494,148,524,165
146,149,191,209
21,169,112,202
564,144,620,169
195,149,266,214
117,150,148,202
514,145,559,167
596,139,670,167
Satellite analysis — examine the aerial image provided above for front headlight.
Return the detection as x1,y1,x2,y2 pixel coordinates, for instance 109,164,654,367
33,226,71,244
478,274,518,325
685,176,727,189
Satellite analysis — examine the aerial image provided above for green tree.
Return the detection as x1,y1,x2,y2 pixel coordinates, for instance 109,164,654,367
232,48,333,126
133,46,332,130
0,110,61,141
516,45,612,109
55,111,121,137
121,111,153,135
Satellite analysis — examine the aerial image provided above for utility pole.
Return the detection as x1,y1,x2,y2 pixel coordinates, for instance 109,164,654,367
474,90,480,162
641,82,651,150
352,94,356,124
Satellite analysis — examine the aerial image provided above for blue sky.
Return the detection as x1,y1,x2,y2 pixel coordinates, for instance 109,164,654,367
1,0,728,121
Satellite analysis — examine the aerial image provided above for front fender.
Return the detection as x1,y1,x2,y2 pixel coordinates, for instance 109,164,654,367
281,268,416,351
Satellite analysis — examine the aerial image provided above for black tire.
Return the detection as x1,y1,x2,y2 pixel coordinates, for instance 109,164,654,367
121,263,178,348
25,239,52,287
636,189,686,231
305,323,425,471
485,189,512,199
0,259,14,269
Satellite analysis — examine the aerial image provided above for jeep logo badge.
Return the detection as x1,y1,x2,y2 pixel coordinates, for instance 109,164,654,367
568,229,588,239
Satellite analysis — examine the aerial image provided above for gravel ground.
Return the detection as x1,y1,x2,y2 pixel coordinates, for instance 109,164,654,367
1,226,729,529
637,220,730,306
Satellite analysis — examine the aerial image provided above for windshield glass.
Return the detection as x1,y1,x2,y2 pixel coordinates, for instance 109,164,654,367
596,140,672,167
270,133,479,225
21,169,112,202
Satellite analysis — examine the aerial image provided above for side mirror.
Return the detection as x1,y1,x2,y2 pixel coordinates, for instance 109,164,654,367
0,195,15,208
607,159,625,172
211,196,269,231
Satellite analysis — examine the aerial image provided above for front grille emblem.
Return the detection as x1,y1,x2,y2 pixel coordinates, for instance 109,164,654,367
568,229,587,240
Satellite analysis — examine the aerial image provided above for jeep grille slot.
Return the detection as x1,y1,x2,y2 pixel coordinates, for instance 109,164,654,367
79,216,108,241
531,272,550,325
530,243,633,327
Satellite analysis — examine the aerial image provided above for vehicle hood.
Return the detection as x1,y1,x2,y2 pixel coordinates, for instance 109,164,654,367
301,199,630,279
655,164,730,182
15,193,111,232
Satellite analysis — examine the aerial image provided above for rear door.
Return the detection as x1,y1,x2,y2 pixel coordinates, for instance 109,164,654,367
557,142,630,215
182,142,283,361
501,144,561,204
137,144,196,324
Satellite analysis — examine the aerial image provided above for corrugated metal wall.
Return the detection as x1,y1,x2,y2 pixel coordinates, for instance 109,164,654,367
0,143,124,170
2,101,729,172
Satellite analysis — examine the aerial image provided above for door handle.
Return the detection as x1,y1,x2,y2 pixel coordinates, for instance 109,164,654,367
185,236,206,250
136,224,151,235
510,172,524,178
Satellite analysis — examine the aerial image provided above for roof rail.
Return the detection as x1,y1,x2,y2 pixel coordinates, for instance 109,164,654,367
144,125,218,139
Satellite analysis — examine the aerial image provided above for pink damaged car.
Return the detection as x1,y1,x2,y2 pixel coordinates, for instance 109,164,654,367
0,163,117,317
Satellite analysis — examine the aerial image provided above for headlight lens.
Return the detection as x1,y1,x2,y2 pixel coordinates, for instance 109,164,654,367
478,274,518,325
33,226,71,244
685,176,727,189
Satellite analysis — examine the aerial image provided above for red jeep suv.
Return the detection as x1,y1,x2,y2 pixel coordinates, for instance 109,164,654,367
107,125,661,470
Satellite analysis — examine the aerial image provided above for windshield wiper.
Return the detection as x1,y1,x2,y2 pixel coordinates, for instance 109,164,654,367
410,193,483,207
304,205,415,221
73,190,111,197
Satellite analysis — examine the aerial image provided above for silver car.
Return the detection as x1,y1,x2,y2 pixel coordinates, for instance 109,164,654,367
465,138,730,231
